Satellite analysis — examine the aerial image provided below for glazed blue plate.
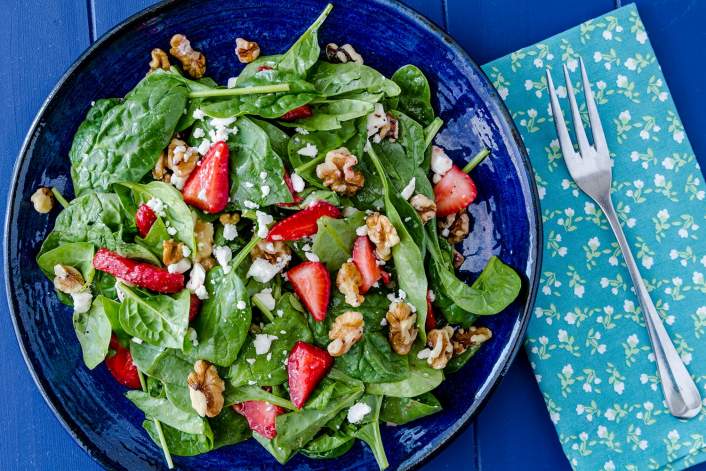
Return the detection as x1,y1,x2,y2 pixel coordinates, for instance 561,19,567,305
5,0,541,469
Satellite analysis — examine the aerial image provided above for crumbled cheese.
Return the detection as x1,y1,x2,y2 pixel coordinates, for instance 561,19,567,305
431,146,453,176
236,300,247,310
398,290,407,299
266,352,272,361
71,290,93,314
168,258,192,274
355,225,368,236
192,108,205,120
131,337,143,345
246,358,256,365
261,185,270,197
210,117,237,128
295,127,309,135
197,140,211,155
367,103,388,140
297,143,318,157
255,211,274,238
417,348,432,360
182,246,191,257
247,380,257,386
441,228,450,237
259,171,268,180
244,181,255,189
213,245,233,273
195,285,209,300
247,257,289,283
400,177,416,200
243,200,259,209
290,173,305,192
305,251,320,262
380,317,388,327
223,223,238,241
254,333,279,355
146,197,166,217
276,309,284,317
347,402,372,424
187,328,199,346
186,262,206,292
227,77,238,88
192,127,205,139
302,243,311,252
166,226,177,236
280,330,287,335
170,173,187,190
254,288,276,311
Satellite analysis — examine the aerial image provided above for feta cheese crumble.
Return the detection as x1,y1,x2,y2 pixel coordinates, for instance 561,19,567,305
297,143,318,157
255,211,274,238
290,173,305,192
71,290,93,314
192,108,205,120
167,258,192,274
347,402,372,424
213,245,233,273
253,333,279,355
236,300,247,310
146,197,166,217
192,127,205,139
431,145,453,176
243,200,259,209
227,77,238,89
223,223,238,241
254,288,276,311
400,177,416,200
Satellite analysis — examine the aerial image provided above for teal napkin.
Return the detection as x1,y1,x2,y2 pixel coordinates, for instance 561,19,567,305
482,4,706,470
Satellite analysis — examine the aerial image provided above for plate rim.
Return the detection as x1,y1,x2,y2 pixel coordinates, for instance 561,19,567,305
3,0,543,469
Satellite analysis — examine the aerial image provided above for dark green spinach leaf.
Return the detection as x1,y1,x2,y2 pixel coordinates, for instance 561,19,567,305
380,392,442,425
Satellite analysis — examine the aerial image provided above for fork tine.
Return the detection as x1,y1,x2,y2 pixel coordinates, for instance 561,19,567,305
562,64,592,157
580,57,609,154
546,69,581,175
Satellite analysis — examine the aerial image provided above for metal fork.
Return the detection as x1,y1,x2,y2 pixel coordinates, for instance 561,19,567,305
546,59,702,419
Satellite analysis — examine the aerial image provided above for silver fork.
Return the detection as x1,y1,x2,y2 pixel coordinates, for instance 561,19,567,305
546,59,702,419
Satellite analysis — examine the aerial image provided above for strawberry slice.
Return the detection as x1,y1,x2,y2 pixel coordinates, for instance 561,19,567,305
93,248,184,293
267,201,341,241
434,165,478,217
280,105,313,122
276,171,304,208
352,236,381,293
287,261,330,322
105,335,140,389
189,293,202,322
425,291,437,331
287,341,333,409
135,204,157,238
233,400,285,439
182,141,230,213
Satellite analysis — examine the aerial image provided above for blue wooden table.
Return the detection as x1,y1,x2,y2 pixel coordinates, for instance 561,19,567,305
1,0,705,469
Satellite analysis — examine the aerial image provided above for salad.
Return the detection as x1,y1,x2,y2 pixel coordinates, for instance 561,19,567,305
32,4,521,469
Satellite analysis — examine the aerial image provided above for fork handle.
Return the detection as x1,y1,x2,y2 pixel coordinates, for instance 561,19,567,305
599,196,702,418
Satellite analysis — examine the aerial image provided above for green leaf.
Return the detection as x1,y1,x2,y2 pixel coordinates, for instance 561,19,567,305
210,407,252,449
366,346,443,397
253,432,296,465
72,295,112,369
281,99,374,131
309,62,401,98
300,428,355,459
118,284,190,348
380,392,442,425
250,117,290,159
276,3,333,76
130,342,193,385
224,384,296,410
127,391,209,435
446,342,484,373
311,212,365,270
36,241,95,284
391,65,435,127
143,420,214,456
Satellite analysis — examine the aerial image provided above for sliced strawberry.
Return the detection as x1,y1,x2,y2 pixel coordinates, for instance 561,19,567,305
267,201,341,241
352,236,381,293
426,291,437,331
287,341,333,409
233,400,285,439
189,293,202,322
135,204,157,238
93,248,184,293
105,335,140,389
287,261,330,322
182,141,230,213
434,165,478,217
276,170,304,208
280,105,313,122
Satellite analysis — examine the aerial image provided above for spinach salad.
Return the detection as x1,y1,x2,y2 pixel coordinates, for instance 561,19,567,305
33,4,521,468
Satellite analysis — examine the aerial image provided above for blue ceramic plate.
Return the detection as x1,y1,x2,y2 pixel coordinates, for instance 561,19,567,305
5,0,541,469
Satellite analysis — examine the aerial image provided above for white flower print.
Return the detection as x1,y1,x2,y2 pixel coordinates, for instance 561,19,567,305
624,58,637,70
619,110,631,121
616,75,629,88
636,30,647,44
593,51,602,62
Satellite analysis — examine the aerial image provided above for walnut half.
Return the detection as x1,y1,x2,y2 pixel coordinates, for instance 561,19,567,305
365,213,400,261
53,264,85,294
31,187,54,214
316,147,365,196
327,311,364,357
235,37,261,63
427,326,454,369
148,48,170,73
410,194,436,224
187,360,225,418
170,34,206,78
386,301,418,355
439,212,470,244
452,326,492,355
336,262,364,307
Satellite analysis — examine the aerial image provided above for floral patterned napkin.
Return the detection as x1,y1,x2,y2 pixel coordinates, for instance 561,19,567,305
481,4,706,470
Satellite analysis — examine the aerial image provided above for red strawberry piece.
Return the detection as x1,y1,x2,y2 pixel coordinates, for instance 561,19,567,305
93,248,184,293
266,201,341,241
232,400,285,439
287,341,333,409
287,261,330,322
105,335,141,389
434,165,478,217
280,105,313,122
256,65,273,72
189,293,202,322
425,291,437,331
352,236,381,293
380,270,392,286
276,170,304,208
135,204,157,238
182,141,230,213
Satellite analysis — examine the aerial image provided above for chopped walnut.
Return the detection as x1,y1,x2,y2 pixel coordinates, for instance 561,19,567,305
153,138,200,188
386,302,418,355
250,240,291,265
427,326,454,369
200,256,217,271
377,113,399,142
169,34,206,78
315,147,365,196
219,213,241,225
439,212,470,244
194,218,214,262
410,194,437,224
327,311,364,357
187,360,225,418
365,213,400,261
53,264,85,294
162,239,187,265
452,326,492,356
452,249,464,269
336,262,364,307
235,37,261,63
30,187,54,214
325,43,364,64
148,48,170,73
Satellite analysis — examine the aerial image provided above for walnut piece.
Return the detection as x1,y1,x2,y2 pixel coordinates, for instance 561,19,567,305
30,187,54,214
162,239,187,265
336,262,364,307
452,326,492,356
325,43,364,64
154,138,200,189
410,194,437,224
365,213,400,261
378,113,398,142
427,326,454,369
386,301,418,355
169,34,206,78
219,213,241,225
439,212,470,244
148,48,170,73
53,264,85,294
327,311,364,357
250,240,291,265
315,147,365,196
187,360,225,418
194,218,214,262
235,37,261,63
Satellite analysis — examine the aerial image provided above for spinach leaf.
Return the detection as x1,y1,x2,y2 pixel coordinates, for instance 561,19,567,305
136,216,170,260
380,392,442,425
210,407,252,449
280,99,374,131
311,212,365,270
309,62,400,98
250,117,290,159
192,267,251,366
300,429,355,459
366,346,443,397
115,241,163,266
164,382,193,413
36,241,95,284
224,384,296,410
70,73,188,194
353,394,388,470
253,432,296,465
72,295,112,369
143,420,214,456
118,284,190,349
276,3,332,76
446,341,484,373
130,342,193,385
391,65,435,127
127,391,209,435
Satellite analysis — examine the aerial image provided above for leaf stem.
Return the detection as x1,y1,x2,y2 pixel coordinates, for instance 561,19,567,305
51,187,70,208
365,142,390,195
294,154,325,174
189,83,290,98
423,117,443,149
462,148,490,173
137,370,174,469
251,296,275,322
232,235,262,271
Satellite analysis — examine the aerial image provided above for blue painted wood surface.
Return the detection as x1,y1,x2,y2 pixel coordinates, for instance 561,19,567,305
1,0,704,469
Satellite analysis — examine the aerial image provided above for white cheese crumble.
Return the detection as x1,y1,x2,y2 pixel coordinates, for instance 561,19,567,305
417,348,432,360
366,103,388,142
247,256,290,283
167,258,192,274
305,251,320,262
227,77,238,89
182,246,191,257
428,290,436,302
347,402,372,424
243,200,259,209
71,290,93,314
166,226,177,236
297,143,318,157
223,223,238,241
295,127,309,135
188,327,199,347
400,177,416,200
290,173,305,192
192,108,205,120
236,300,247,310
261,185,270,197
276,309,284,317
170,173,187,190
146,197,166,217
192,127,205,139
195,285,209,300
380,317,388,327
253,333,279,355
255,211,274,238
213,245,233,273
355,225,368,236
197,140,211,155
186,262,206,292
259,171,268,180
246,358,256,365
431,146,453,176
210,117,237,128
254,288,276,311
